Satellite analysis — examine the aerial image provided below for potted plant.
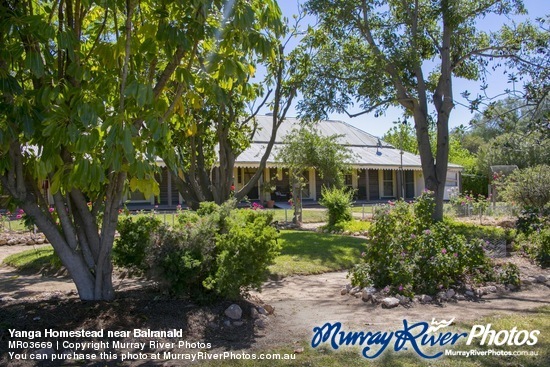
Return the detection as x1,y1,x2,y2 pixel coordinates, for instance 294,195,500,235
262,183,276,208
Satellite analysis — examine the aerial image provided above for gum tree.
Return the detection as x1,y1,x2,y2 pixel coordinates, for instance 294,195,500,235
299,0,536,220
0,0,245,300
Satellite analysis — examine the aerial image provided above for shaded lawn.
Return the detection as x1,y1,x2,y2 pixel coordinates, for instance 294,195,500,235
269,230,366,277
3,247,60,273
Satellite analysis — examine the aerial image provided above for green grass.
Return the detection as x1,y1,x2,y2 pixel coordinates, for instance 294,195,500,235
445,218,515,242
269,230,366,277
198,306,550,366
3,247,62,273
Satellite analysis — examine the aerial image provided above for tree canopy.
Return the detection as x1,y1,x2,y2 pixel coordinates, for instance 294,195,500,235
298,0,539,220
0,0,284,300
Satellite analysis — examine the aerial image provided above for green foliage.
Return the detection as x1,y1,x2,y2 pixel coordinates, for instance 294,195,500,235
319,186,353,227
114,201,279,300
499,165,550,210
462,174,489,196
276,126,353,188
349,193,497,296
497,263,521,287
113,216,162,275
518,228,550,268
206,209,279,298
516,208,550,235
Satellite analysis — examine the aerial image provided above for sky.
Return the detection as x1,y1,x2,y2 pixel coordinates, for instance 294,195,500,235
258,0,549,138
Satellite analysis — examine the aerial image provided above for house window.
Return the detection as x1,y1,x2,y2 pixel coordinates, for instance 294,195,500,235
237,168,242,184
382,170,394,197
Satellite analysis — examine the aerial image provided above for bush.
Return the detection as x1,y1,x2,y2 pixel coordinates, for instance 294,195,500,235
204,209,280,298
519,228,550,268
516,207,550,235
499,165,550,210
349,192,496,296
115,200,280,300
319,186,353,227
113,215,162,274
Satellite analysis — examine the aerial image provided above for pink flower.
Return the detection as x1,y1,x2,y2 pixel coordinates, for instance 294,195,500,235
49,207,55,213
453,253,458,257
441,248,447,254
410,234,416,239
423,229,431,235
361,252,366,257
398,285,403,291
18,209,24,214
16,214,22,219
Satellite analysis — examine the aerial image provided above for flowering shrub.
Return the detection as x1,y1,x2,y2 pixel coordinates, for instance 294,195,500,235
349,191,496,296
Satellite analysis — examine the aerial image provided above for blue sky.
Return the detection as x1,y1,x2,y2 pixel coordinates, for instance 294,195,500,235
259,0,549,137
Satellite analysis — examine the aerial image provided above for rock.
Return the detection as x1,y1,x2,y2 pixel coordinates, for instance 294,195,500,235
507,284,519,291
35,239,45,245
464,285,473,291
0,239,7,245
207,322,218,330
258,306,268,316
456,294,466,301
445,289,456,299
419,295,433,303
465,290,475,297
341,287,349,295
486,286,497,293
294,347,304,354
354,292,362,298
437,291,448,300
223,320,232,327
26,240,35,246
250,308,260,319
7,239,17,245
33,316,41,321
381,297,400,309
224,304,242,320
397,295,409,305
521,278,532,285
535,275,547,283
255,318,268,329
0,296,15,302
233,321,244,327
349,286,361,296
361,287,376,302
263,304,275,314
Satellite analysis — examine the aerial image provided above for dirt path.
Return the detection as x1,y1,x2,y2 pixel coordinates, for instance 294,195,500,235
251,269,550,347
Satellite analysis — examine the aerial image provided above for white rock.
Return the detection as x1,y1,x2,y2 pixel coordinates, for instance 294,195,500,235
361,287,376,302
486,286,497,293
465,290,475,297
381,297,400,308
419,295,433,303
341,287,349,295
224,304,242,320
456,294,466,301
349,286,361,296
437,291,448,300
257,306,268,315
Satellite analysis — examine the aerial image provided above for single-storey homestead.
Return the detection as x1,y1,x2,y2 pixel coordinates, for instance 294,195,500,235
135,116,462,207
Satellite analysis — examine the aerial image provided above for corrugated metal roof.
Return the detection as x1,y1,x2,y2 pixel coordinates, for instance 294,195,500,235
237,116,462,171
251,116,393,147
